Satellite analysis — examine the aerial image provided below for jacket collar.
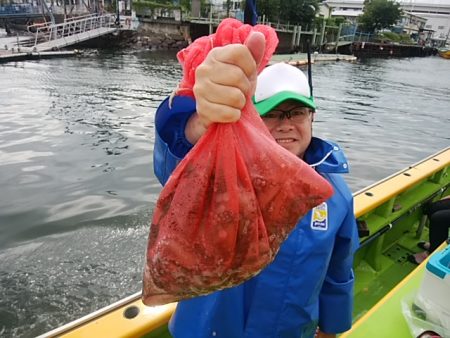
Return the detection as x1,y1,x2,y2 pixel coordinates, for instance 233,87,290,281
304,137,349,174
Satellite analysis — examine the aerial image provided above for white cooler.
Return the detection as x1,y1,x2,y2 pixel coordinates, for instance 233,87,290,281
415,245,450,332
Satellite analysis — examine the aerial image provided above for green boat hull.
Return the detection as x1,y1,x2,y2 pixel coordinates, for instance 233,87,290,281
343,242,447,338
39,147,450,338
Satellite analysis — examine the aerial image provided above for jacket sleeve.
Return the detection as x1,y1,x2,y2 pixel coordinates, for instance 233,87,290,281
153,95,196,185
318,194,359,334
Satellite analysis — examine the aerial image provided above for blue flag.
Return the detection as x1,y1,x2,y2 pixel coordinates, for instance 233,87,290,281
244,0,257,26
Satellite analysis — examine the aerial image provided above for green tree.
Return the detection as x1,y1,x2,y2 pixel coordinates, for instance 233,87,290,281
180,0,191,11
255,0,280,22
179,0,207,15
358,0,402,33
280,0,318,29
255,0,318,28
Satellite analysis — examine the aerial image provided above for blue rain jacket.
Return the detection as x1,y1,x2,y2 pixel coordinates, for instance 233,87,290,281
153,95,360,338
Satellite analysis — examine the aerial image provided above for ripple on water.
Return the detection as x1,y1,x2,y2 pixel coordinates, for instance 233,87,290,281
0,53,449,337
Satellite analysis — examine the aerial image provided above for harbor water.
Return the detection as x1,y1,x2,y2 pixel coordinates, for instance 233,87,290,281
0,44,449,337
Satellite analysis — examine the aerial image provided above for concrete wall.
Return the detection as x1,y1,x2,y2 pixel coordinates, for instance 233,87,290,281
131,18,297,53
136,19,190,50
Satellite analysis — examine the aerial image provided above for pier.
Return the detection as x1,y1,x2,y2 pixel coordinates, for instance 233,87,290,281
25,13,119,52
1,14,119,62
351,41,436,58
0,49,81,63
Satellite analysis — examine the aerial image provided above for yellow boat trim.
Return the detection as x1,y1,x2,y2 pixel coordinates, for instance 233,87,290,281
353,147,450,218
37,292,176,338
38,147,450,338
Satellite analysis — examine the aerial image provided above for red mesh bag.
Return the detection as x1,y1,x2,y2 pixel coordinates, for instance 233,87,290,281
142,18,333,306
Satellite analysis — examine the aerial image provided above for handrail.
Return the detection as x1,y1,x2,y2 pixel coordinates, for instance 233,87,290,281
29,13,117,49
64,13,99,23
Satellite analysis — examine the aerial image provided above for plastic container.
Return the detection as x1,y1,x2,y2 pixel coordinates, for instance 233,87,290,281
415,245,450,332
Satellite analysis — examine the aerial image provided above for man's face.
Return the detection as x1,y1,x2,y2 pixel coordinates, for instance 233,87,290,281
261,100,314,159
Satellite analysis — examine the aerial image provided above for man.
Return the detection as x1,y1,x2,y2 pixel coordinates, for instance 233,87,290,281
409,196,450,264
152,34,359,338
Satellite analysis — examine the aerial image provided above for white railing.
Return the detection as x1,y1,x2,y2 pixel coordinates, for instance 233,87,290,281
187,17,296,33
28,13,117,49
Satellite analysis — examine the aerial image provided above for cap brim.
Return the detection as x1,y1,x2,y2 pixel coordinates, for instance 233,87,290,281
253,91,316,116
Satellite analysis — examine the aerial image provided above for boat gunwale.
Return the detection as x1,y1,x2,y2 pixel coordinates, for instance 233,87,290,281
38,147,450,337
353,147,449,218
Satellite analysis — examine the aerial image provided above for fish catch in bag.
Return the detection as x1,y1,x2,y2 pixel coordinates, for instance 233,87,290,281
142,18,333,306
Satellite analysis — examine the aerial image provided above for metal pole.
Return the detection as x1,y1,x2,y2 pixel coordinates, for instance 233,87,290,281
445,19,450,46
307,39,313,98
115,0,120,25
209,3,213,35
16,33,20,52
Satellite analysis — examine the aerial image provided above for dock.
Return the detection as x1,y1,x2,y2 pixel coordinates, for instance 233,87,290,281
0,49,81,63
270,53,357,66
0,12,137,63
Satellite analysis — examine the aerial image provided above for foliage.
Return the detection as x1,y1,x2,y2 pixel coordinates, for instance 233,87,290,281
133,0,180,15
180,0,191,11
377,31,415,44
314,16,348,29
256,0,280,22
280,0,318,29
358,0,402,33
256,0,319,29
133,0,178,11
331,16,347,26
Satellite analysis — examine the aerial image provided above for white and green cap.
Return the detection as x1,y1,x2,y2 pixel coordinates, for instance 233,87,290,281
253,62,316,116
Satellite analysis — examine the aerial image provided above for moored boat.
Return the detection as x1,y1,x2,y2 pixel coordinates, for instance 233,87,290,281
438,48,450,59
37,147,450,338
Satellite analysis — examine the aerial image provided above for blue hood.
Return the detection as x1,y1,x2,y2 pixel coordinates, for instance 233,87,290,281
304,137,349,174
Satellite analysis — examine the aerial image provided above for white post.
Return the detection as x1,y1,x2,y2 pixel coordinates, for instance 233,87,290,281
291,26,297,49
319,18,326,53
209,3,213,35
335,23,342,56
312,27,317,47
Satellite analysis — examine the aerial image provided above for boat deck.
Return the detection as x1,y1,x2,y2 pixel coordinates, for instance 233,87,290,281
353,228,429,321
344,242,448,338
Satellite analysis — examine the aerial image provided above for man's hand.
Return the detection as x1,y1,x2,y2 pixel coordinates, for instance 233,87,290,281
316,330,336,338
185,31,266,144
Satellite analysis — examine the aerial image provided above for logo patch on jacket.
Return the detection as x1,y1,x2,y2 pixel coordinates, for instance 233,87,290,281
311,202,328,231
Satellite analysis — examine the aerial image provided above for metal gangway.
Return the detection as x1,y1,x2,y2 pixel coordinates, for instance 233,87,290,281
25,13,118,52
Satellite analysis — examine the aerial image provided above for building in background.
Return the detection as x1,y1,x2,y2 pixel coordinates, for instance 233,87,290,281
205,0,242,19
396,12,427,41
320,0,450,44
319,0,363,24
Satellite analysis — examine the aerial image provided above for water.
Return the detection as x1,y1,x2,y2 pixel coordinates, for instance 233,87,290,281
0,48,449,337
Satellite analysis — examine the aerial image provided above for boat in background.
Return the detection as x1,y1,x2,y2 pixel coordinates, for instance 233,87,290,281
37,147,450,338
438,48,450,59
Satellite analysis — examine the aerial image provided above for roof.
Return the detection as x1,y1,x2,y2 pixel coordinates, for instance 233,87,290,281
332,9,363,17
324,0,450,7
